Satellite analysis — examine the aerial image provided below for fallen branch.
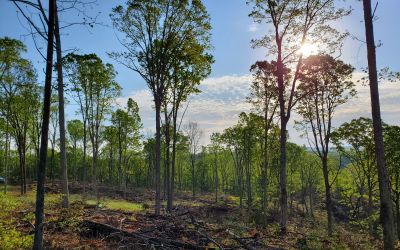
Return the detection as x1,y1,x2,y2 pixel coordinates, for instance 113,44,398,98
83,219,204,249
196,230,224,250
226,230,257,250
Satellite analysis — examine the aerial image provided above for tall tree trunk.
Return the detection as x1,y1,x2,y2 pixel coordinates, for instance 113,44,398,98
54,2,69,208
362,0,395,248
123,156,127,199
279,118,288,234
93,141,99,203
50,142,55,179
82,121,87,195
18,147,24,195
73,143,77,181
168,113,177,212
118,130,122,187
322,156,333,236
396,171,400,239
191,154,195,200
109,146,113,183
17,137,27,195
33,0,55,247
23,145,26,194
309,183,314,217
164,112,171,210
155,99,161,216
3,121,9,194
214,153,218,203
262,126,269,214
277,44,288,233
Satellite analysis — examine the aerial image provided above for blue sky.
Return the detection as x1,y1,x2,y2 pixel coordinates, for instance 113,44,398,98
0,0,399,145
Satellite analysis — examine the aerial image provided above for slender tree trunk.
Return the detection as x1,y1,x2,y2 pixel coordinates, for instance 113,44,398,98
309,184,314,217
246,154,252,209
3,121,9,194
23,145,26,194
17,138,27,195
50,142,55,179
277,45,288,233
82,122,87,195
164,116,171,210
73,143,77,181
214,153,218,203
155,100,161,216
168,113,178,212
262,131,269,214
191,154,195,200
239,159,243,208
33,0,55,247
279,119,288,234
123,156,127,199
93,141,99,203
118,133,122,187
322,156,333,236
368,179,373,234
396,172,400,239
109,146,113,183
54,3,69,208
362,1,395,248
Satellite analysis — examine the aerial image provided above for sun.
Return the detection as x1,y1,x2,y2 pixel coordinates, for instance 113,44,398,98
298,42,318,57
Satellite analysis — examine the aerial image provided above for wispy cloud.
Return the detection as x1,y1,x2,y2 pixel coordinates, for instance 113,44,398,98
120,73,400,145
248,23,258,33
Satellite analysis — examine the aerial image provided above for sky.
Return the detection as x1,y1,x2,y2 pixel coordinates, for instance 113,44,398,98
0,0,399,146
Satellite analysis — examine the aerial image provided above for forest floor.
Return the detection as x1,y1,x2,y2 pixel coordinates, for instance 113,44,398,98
0,182,387,249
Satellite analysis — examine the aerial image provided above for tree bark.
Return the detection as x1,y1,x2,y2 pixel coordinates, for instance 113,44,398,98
277,41,288,233
33,0,55,247
168,110,178,212
155,98,161,216
191,153,195,200
362,0,395,248
322,156,333,236
3,121,9,194
54,1,69,208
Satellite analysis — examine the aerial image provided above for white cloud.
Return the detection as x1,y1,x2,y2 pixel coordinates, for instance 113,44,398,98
120,73,400,146
248,23,258,33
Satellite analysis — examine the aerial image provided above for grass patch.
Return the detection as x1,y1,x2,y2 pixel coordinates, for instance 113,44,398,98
106,199,143,212
0,192,33,249
69,194,142,213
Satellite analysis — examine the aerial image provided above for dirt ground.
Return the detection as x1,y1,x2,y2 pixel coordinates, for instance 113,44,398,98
2,182,384,249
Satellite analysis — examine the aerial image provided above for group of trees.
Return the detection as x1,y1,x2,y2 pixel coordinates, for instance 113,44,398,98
1,0,398,249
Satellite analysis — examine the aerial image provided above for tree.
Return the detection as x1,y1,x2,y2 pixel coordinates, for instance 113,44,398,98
10,0,95,209
248,61,279,213
210,133,222,202
64,53,121,200
184,121,202,199
296,54,355,234
362,0,395,248
221,125,245,207
110,0,212,216
111,98,142,198
166,35,213,211
332,118,377,233
33,0,55,247
384,125,400,239
248,0,350,233
49,97,59,180
67,119,84,181
0,37,38,195
54,0,69,208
